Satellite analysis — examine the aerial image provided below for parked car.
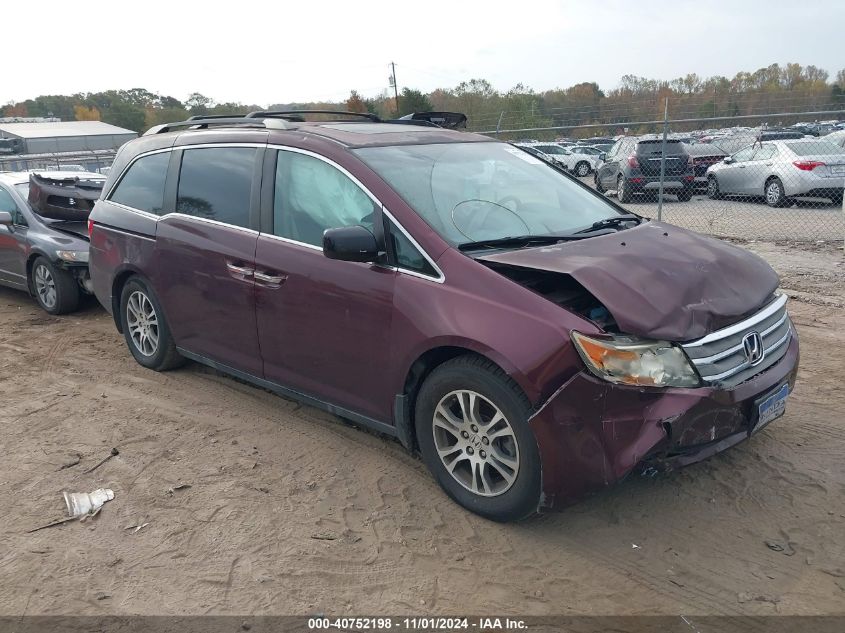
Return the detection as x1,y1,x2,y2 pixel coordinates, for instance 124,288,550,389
89,112,799,521
684,143,728,192
560,146,602,177
513,142,571,166
594,138,695,202
823,129,845,149
0,171,105,313
706,139,845,206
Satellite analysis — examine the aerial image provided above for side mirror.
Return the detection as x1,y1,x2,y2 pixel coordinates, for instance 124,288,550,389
323,225,380,263
723,156,734,164
0,211,13,226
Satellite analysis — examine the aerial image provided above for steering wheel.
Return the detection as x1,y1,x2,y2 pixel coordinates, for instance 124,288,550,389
450,199,530,242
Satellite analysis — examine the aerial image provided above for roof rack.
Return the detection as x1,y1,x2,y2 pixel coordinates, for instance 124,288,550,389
144,110,468,136
144,116,291,135
245,109,381,122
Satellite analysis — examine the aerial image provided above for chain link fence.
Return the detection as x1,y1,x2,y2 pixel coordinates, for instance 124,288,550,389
474,104,845,243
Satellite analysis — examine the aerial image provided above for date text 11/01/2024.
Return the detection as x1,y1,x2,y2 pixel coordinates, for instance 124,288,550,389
307,616,528,630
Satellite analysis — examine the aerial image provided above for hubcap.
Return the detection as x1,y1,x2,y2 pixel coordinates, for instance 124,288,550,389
577,163,589,176
34,264,56,309
126,291,159,357
766,182,781,204
432,390,520,497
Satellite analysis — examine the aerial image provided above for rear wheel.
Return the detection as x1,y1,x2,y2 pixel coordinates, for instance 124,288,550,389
617,176,633,203
764,177,789,208
120,277,184,371
677,186,693,202
31,256,79,315
574,161,591,177
415,356,541,522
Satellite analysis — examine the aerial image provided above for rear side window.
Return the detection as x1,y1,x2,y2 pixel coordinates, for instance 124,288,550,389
273,150,376,247
785,141,844,156
176,147,257,228
109,152,170,214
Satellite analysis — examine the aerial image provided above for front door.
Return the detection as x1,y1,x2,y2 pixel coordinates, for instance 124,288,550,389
719,145,755,194
255,148,395,422
0,185,27,289
154,146,263,376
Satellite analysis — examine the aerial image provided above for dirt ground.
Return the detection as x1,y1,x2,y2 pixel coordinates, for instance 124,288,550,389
0,240,843,617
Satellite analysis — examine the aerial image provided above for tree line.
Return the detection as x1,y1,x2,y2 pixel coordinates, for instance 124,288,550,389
3,63,843,137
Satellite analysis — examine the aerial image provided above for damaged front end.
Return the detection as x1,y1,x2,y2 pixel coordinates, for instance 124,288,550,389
472,223,799,509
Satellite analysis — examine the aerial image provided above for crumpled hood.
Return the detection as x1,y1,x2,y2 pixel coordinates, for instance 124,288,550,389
476,222,779,342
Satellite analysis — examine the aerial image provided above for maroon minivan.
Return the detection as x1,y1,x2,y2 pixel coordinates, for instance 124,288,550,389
88,112,799,521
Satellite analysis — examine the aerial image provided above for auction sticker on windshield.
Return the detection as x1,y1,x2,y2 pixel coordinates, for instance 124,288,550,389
753,383,789,434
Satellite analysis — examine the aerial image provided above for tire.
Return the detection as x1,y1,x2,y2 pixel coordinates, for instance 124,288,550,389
594,173,605,193
119,277,184,371
574,161,591,177
31,256,79,315
414,355,541,522
707,175,722,200
677,186,693,202
764,177,789,208
617,175,633,203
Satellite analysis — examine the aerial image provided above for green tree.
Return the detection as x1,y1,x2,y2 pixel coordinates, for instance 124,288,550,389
396,88,433,117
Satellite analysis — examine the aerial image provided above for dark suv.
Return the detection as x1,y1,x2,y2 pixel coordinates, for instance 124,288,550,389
88,112,799,521
595,138,695,202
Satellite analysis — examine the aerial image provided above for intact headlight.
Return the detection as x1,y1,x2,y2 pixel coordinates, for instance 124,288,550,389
56,250,89,263
571,331,701,388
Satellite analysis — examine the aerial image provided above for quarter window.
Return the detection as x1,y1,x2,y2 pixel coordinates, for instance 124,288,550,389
273,150,376,247
109,152,170,214
176,147,257,229
387,219,437,277
0,187,16,213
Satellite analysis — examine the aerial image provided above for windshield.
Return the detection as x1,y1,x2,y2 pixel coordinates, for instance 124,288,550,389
785,141,845,156
354,142,624,246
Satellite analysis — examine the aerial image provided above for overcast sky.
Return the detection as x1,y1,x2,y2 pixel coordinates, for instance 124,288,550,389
3,0,842,106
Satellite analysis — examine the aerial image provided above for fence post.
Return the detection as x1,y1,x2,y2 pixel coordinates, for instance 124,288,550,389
657,97,669,222
496,112,504,138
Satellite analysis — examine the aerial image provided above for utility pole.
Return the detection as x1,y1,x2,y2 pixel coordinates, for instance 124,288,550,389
390,62,400,115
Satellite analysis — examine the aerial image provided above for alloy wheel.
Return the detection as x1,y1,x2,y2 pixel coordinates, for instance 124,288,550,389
126,290,159,357
576,162,590,177
766,181,782,205
34,264,57,309
432,390,520,497
707,177,718,198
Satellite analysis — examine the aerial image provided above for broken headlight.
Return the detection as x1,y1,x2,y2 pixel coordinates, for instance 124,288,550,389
56,250,89,263
571,331,701,388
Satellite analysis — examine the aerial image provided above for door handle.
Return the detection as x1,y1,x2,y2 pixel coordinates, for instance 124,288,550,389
254,271,287,285
226,262,254,278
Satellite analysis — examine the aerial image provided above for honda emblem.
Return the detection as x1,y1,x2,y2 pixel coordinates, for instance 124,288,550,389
742,331,764,366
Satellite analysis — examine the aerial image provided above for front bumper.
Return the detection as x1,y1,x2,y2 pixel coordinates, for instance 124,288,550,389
528,332,799,509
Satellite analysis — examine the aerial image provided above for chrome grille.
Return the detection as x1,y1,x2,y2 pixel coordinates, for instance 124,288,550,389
682,294,791,387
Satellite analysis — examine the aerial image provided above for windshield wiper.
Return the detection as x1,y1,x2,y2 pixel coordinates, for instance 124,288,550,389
573,214,642,235
458,234,586,251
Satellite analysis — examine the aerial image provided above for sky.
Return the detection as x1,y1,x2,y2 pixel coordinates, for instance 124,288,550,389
3,0,843,107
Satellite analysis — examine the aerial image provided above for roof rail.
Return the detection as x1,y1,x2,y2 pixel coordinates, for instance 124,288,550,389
144,116,290,136
245,109,381,122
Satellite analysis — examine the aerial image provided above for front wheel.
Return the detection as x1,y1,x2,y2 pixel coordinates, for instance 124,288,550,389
617,176,633,203
574,161,591,177
415,356,541,522
677,187,693,202
31,256,79,315
594,173,605,193
120,277,184,371
707,175,722,200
